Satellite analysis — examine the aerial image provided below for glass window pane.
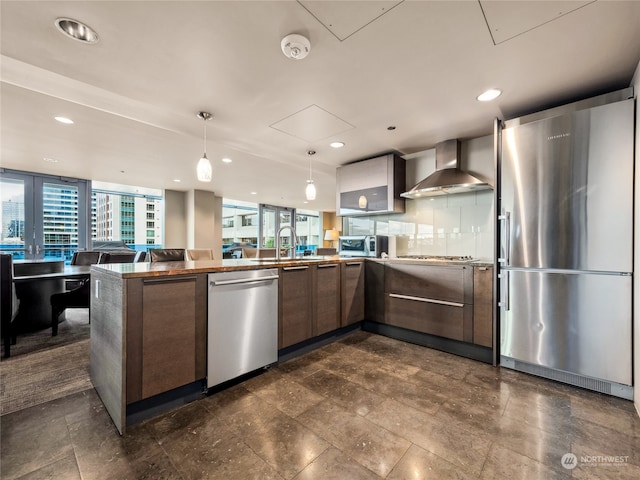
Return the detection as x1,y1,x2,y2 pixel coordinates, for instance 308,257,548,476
91,189,163,252
42,182,79,263
0,178,26,258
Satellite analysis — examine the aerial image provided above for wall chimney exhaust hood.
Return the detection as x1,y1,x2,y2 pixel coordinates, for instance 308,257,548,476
401,139,491,198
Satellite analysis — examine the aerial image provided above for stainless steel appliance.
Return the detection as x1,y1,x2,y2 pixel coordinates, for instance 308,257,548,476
338,235,388,257
402,139,491,198
207,269,278,388
499,88,634,399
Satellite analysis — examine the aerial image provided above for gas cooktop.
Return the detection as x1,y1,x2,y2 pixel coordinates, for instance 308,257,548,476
397,255,476,262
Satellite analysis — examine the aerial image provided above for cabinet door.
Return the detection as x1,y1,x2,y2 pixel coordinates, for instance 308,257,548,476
365,261,385,323
126,274,206,402
341,261,364,326
473,267,493,347
279,266,312,348
314,263,341,336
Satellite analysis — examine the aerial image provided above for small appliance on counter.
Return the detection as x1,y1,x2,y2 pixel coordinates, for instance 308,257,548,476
338,235,388,257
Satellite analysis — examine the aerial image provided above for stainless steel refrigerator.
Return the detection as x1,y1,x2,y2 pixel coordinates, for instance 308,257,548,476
498,88,634,400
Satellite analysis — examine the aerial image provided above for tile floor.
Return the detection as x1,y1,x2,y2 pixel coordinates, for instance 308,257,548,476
1,331,639,479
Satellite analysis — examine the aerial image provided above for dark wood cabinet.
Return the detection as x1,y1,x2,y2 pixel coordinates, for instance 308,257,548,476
384,264,473,342
278,265,312,348
365,260,385,323
125,274,207,404
473,266,493,347
313,263,341,336
341,261,365,326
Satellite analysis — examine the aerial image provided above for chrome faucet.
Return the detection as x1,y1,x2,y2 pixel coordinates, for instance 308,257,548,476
276,225,298,260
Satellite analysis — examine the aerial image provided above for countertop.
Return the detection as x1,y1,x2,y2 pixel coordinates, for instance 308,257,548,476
91,256,495,279
90,256,355,279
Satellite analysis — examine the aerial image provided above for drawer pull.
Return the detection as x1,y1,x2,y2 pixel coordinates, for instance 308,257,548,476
389,293,463,308
143,275,197,285
283,266,309,271
318,264,338,268
345,262,362,266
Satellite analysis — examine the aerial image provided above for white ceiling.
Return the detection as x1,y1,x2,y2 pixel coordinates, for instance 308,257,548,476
1,1,639,212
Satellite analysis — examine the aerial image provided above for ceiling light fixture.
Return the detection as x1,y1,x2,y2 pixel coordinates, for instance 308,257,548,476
55,18,99,44
281,33,311,60
477,88,502,102
43,157,59,163
54,116,74,124
305,150,316,201
196,111,213,182
330,142,345,149
222,157,232,163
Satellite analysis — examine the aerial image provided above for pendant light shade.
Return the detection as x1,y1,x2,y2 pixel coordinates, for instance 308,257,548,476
197,111,213,182
305,150,316,201
305,180,316,201
197,154,212,182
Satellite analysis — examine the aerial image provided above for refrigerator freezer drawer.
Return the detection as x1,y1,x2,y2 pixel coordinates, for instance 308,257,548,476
500,269,631,386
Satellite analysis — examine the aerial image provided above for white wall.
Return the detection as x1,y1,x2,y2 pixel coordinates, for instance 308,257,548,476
632,60,640,415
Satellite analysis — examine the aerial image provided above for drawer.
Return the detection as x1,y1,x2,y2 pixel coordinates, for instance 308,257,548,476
385,293,472,342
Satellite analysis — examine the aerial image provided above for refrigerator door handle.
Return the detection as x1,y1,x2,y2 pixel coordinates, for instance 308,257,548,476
498,271,510,311
498,210,510,266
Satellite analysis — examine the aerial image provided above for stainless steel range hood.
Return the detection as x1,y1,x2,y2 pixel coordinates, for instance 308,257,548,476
401,139,491,198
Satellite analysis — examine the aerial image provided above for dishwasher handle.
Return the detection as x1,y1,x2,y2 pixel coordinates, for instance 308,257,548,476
210,275,279,287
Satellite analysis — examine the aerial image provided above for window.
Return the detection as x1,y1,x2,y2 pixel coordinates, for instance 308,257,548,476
241,214,257,227
0,170,90,262
92,181,164,252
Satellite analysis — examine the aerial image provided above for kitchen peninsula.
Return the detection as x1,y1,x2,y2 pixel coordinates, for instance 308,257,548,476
90,256,493,434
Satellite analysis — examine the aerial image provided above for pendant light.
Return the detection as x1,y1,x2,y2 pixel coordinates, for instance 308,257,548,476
305,150,316,201
197,111,213,182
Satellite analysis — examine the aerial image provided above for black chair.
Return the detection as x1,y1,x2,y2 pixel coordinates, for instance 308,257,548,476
149,248,185,262
134,251,147,262
50,252,98,337
50,277,90,336
1,254,20,358
98,251,137,264
67,251,101,290
71,251,102,265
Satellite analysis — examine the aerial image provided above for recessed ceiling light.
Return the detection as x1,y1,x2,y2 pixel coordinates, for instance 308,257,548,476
477,88,502,102
222,157,233,163
54,116,74,124
55,18,99,44
173,179,181,183
250,192,257,195
330,142,345,149
43,157,59,163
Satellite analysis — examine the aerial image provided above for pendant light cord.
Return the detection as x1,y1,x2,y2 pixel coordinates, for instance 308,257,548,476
203,119,207,157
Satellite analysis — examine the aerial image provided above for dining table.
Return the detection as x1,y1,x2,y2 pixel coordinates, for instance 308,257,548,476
12,260,91,332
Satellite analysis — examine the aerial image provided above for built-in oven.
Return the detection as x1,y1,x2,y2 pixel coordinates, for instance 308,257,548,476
338,235,388,257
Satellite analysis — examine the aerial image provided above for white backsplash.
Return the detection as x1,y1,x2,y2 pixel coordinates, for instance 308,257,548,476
344,189,494,260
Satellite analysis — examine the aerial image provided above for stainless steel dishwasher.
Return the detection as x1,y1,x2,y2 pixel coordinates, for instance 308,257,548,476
207,269,278,388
